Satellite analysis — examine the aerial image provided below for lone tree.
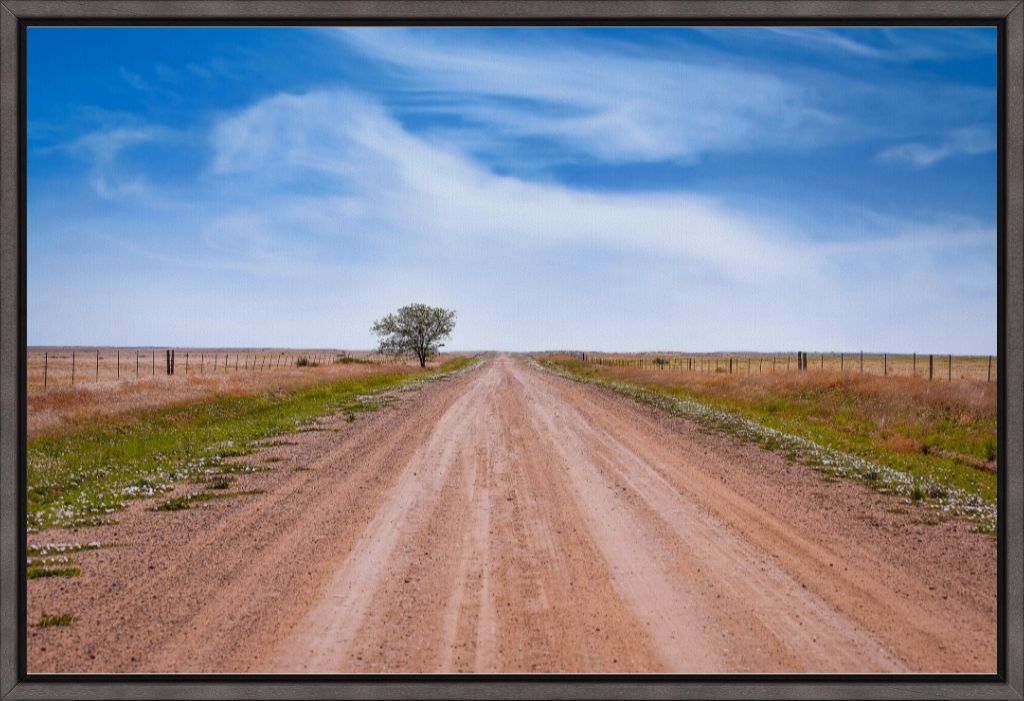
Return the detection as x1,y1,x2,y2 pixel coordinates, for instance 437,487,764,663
372,303,456,368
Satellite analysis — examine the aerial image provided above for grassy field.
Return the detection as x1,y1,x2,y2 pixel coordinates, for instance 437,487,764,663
585,351,997,382
540,354,997,533
27,356,479,532
26,347,406,392
28,350,466,439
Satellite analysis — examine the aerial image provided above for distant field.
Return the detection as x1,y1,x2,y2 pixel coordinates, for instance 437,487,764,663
541,353,997,532
27,347,469,440
27,356,480,531
27,347,403,391
581,351,997,383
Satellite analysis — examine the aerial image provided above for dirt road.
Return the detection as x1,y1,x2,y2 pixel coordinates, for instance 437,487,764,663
28,355,995,673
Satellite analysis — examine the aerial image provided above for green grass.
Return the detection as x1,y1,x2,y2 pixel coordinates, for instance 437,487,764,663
665,387,992,507
34,613,76,627
206,476,234,490
155,489,265,512
541,358,996,533
27,566,80,579
26,542,110,582
28,358,478,532
27,542,102,557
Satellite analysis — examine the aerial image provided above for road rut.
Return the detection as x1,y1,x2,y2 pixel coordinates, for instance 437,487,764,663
28,355,995,673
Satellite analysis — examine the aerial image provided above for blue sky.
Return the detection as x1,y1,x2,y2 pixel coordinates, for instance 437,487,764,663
27,26,997,352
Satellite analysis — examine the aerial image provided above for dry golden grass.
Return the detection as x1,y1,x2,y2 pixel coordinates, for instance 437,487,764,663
28,348,461,440
28,348,395,390
542,354,997,532
544,353,997,482
586,351,997,383
601,365,995,421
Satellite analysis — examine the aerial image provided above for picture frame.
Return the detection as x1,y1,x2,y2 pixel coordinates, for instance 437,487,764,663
1,1,1021,699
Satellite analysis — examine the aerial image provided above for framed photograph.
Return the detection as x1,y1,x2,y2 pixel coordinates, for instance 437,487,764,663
1,1,1021,699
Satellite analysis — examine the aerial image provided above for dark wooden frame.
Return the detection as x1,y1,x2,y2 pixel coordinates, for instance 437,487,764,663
1,2,1021,698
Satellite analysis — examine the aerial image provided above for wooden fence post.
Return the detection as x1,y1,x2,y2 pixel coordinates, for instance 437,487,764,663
185,352,189,376
948,354,952,382
913,353,916,377
201,352,204,375
116,349,120,379
43,351,47,389
152,351,155,376
72,351,75,385
840,352,844,371
136,351,139,377
929,354,933,381
860,351,863,374
96,350,99,381
884,353,887,377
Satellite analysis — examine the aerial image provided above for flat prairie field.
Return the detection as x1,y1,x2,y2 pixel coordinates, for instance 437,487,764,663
26,348,459,439
26,354,995,674
541,354,997,526
584,351,997,382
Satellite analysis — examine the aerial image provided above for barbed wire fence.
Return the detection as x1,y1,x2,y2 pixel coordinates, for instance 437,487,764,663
566,351,996,383
28,349,407,390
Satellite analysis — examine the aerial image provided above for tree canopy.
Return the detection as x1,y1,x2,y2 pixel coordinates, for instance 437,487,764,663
371,304,456,368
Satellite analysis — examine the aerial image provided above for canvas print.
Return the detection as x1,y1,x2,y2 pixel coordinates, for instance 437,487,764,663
25,26,997,673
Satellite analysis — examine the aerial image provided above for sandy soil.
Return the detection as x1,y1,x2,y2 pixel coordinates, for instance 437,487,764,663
27,355,995,673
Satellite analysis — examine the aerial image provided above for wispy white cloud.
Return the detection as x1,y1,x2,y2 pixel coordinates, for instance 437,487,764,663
69,124,170,163
26,27,997,351
119,65,151,92
327,28,838,164
210,89,818,284
876,126,995,168
63,123,175,200
707,27,995,63
759,27,939,61
193,88,995,351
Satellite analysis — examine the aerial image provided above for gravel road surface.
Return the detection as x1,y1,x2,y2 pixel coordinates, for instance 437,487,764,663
28,355,995,673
